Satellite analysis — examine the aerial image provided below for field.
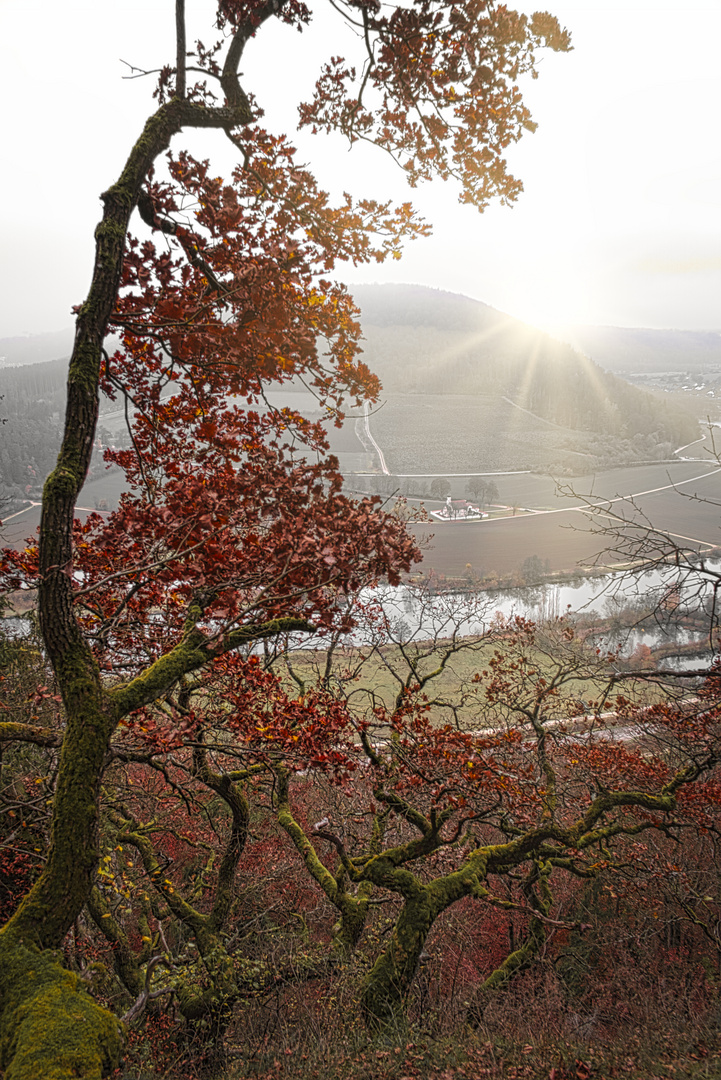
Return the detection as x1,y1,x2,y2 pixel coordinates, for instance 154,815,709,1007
370,393,588,474
5,459,720,584
349,392,721,578
407,470,721,578
5,385,720,584
366,391,686,476
280,631,670,730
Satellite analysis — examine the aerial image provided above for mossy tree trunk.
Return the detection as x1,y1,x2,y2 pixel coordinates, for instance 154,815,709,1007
294,782,690,1031
275,769,379,960
358,863,484,1028
109,745,253,1064
0,11,288,1075
465,861,553,1027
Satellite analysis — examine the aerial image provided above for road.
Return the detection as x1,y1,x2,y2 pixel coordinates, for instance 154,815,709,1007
528,464,721,545
363,401,390,475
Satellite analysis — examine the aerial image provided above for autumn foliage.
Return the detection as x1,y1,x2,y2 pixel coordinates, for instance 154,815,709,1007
2,3,720,1079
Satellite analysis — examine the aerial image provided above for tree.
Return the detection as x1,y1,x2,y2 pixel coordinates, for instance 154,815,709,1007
273,608,721,1028
568,476,721,673
483,479,499,507
0,2,572,1074
520,553,550,584
430,477,452,500
467,477,499,507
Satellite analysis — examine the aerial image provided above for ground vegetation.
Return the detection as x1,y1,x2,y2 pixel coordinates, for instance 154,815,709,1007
1,599,720,1077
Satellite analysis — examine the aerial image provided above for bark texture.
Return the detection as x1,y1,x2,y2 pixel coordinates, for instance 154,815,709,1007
0,84,255,1080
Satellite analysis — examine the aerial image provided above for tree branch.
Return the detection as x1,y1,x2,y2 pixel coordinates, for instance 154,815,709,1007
175,0,186,99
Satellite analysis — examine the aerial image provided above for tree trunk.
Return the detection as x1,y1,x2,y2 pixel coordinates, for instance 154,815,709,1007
361,890,437,1028
0,94,252,1080
360,873,471,1028
0,939,122,1080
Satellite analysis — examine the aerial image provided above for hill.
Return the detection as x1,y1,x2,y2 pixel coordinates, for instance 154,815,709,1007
0,289,704,506
0,359,122,507
0,328,74,368
0,359,68,502
351,284,698,449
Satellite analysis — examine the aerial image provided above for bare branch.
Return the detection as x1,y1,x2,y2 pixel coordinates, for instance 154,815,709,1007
175,0,186,99
120,955,173,1025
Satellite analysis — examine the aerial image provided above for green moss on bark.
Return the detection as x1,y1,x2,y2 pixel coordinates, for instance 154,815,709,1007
360,886,440,1026
0,939,122,1080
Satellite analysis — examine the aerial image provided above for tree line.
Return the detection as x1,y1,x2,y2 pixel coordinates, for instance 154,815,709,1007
0,360,67,501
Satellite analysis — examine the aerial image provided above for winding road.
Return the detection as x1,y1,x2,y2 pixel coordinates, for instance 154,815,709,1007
362,401,390,475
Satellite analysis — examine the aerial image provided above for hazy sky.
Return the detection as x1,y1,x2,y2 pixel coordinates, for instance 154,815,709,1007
1,0,720,337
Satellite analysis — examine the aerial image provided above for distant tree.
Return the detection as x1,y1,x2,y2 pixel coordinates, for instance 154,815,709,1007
521,554,550,584
484,479,499,506
431,477,452,500
466,478,499,506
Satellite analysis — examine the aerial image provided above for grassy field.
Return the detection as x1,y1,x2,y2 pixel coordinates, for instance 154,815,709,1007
369,393,582,474
367,392,681,475
278,630,671,732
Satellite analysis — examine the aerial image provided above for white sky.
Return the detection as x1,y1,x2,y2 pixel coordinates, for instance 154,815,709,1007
1,0,720,337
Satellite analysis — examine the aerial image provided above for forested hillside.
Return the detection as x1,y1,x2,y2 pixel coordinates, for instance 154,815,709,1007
0,359,117,505
353,284,698,446
0,359,67,501
1,287,701,505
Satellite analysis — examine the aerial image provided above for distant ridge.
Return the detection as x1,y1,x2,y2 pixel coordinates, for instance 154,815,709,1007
552,324,721,374
5,293,718,376
0,327,74,368
351,283,510,332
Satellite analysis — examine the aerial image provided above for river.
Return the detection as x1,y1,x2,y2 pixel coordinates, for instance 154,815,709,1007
355,560,720,664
